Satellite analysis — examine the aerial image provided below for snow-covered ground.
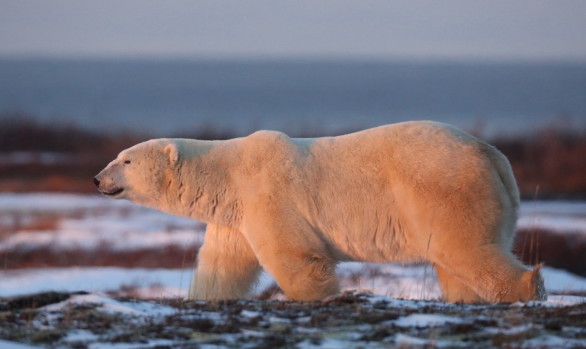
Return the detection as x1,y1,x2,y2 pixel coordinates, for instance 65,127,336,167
1,193,584,252
1,194,585,348
518,200,586,234
0,193,204,252
0,264,584,304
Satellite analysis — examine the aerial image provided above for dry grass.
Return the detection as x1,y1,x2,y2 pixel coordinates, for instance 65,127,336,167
495,125,586,199
515,228,586,276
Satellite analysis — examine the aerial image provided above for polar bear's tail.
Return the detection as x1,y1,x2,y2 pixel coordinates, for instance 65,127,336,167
487,144,520,211
483,143,521,249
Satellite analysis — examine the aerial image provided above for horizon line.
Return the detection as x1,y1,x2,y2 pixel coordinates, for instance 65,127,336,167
1,53,586,65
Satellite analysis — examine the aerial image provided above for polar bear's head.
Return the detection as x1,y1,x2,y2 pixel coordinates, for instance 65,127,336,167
94,139,180,207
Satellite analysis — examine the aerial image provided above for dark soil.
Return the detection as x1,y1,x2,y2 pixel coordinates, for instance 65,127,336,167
1,291,585,348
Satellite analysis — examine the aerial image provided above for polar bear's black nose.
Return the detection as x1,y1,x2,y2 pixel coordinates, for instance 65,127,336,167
93,177,100,187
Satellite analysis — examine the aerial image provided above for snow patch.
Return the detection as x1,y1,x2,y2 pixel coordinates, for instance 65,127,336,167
394,333,465,348
0,339,41,349
518,201,586,234
394,313,465,327
1,265,585,306
338,262,441,300
529,295,586,307
62,330,99,343
87,340,176,349
0,267,192,298
542,267,586,294
521,335,586,349
42,293,177,317
0,194,204,252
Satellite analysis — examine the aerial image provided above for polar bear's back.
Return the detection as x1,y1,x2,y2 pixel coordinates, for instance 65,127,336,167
308,121,497,186
328,121,510,191
291,121,518,260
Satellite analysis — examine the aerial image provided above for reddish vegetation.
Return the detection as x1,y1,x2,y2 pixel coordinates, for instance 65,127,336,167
0,113,237,193
0,246,198,270
0,114,143,193
495,127,586,199
515,229,586,276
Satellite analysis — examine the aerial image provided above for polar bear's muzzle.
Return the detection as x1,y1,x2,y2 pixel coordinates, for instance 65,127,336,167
94,176,124,197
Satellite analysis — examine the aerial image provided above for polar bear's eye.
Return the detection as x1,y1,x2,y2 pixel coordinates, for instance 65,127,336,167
124,160,131,165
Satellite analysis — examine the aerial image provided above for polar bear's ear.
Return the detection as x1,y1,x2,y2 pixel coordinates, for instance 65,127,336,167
163,143,180,164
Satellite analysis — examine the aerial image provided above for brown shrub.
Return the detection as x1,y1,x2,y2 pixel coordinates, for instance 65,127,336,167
493,125,586,199
0,245,199,270
514,228,586,276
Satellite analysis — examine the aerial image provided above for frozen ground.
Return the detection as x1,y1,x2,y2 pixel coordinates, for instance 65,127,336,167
0,194,585,348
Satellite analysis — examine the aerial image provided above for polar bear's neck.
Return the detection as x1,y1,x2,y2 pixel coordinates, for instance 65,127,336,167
162,139,242,227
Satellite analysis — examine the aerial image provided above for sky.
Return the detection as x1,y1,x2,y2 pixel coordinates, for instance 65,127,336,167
1,0,586,61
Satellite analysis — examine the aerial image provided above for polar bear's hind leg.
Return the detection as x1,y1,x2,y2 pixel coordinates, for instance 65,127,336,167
435,265,484,303
432,244,545,303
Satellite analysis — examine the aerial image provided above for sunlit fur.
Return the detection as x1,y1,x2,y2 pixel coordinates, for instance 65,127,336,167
96,121,546,303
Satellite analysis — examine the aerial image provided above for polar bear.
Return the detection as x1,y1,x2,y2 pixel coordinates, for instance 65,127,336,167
94,121,546,303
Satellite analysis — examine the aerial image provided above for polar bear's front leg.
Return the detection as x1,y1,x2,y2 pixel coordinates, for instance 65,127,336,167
188,224,261,300
242,210,340,301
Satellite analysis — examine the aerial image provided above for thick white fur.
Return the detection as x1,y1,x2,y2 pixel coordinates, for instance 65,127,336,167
96,121,546,303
